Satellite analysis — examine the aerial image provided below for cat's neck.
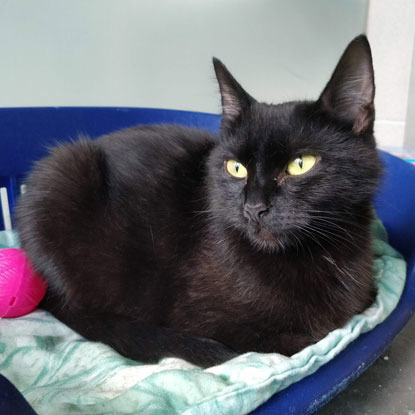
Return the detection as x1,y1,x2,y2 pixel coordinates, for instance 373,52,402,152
206,215,372,276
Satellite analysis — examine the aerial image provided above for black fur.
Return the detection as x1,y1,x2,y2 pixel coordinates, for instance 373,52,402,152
16,35,382,367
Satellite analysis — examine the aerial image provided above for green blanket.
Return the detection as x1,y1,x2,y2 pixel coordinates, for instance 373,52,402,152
0,220,406,415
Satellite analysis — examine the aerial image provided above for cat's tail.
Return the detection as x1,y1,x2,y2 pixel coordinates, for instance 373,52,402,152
40,293,237,368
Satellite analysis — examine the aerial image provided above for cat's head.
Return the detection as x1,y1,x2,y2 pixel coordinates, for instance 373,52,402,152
207,35,382,253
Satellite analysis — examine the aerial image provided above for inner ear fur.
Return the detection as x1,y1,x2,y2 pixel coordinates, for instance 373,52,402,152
213,57,256,130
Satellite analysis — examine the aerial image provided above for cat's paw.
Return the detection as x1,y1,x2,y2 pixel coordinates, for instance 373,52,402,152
179,336,238,368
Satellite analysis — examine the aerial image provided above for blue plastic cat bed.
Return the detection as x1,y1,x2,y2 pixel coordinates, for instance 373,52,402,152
0,107,414,414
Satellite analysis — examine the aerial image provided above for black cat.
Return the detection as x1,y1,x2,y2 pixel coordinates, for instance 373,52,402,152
16,35,382,367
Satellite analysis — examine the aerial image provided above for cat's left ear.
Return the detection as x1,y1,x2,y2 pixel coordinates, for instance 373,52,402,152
213,58,256,130
319,35,375,135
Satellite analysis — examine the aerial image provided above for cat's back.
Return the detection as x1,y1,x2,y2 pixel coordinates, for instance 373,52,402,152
16,124,216,308
97,124,216,203
18,123,215,221
18,123,215,219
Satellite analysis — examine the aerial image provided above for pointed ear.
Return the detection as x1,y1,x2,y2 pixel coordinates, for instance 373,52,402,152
319,35,375,135
213,57,255,129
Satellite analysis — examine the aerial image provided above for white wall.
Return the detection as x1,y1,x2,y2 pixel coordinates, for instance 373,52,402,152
366,0,415,148
0,0,367,115
404,35,415,147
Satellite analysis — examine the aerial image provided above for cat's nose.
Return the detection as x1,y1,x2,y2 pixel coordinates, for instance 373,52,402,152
243,203,269,223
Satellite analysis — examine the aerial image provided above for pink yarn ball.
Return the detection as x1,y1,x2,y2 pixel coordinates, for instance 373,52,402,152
0,249,47,318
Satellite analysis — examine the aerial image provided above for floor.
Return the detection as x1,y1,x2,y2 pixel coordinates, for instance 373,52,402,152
317,315,415,415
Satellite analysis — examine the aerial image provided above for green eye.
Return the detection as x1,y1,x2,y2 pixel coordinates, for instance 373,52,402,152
226,160,248,179
286,154,317,176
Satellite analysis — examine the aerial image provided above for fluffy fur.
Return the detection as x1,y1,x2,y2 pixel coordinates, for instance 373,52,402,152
16,35,382,367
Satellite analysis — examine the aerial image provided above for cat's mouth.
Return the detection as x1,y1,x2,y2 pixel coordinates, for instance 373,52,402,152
246,225,281,251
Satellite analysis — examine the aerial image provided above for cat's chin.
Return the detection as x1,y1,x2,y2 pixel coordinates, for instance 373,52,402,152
246,228,284,253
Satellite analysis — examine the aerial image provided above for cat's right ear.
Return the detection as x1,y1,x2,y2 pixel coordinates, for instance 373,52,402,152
213,58,255,130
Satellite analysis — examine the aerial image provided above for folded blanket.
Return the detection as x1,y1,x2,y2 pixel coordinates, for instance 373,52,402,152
0,219,406,415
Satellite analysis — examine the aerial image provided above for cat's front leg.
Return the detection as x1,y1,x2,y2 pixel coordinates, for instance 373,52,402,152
41,293,237,368
255,331,317,356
